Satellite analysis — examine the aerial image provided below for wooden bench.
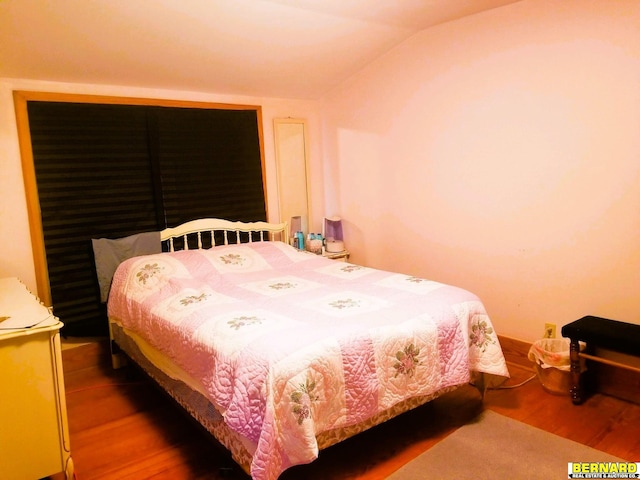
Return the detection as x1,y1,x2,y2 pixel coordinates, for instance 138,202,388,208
561,316,640,405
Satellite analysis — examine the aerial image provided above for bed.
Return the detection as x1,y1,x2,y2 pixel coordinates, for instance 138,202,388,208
105,218,509,480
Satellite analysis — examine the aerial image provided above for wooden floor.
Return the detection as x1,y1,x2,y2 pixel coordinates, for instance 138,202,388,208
52,340,639,480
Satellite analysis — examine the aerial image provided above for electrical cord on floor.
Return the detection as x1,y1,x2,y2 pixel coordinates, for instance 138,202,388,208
488,374,537,390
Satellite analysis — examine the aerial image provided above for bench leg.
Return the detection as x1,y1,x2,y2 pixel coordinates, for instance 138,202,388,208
569,338,583,405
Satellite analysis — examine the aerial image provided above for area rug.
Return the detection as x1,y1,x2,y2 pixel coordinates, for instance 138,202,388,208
386,410,624,479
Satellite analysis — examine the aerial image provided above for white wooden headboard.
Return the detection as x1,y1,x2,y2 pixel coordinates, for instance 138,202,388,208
161,218,289,252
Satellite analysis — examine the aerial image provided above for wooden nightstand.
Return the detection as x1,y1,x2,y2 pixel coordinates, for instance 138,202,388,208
0,277,74,480
323,250,350,262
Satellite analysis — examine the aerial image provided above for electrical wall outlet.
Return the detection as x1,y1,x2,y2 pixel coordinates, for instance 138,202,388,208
544,323,556,338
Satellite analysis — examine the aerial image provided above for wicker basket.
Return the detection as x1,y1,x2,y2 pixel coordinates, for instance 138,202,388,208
528,338,584,396
535,363,571,395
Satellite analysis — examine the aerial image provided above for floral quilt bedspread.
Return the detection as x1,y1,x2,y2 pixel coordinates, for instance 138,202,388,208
108,241,509,480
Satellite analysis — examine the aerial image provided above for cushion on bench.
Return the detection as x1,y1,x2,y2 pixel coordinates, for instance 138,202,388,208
561,315,640,356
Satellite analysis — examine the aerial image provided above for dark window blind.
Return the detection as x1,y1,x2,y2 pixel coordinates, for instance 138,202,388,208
27,101,266,336
152,107,266,226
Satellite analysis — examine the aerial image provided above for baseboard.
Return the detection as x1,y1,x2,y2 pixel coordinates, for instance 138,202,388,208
591,363,640,404
497,335,534,370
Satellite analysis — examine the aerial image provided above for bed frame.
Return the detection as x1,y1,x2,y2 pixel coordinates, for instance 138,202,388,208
108,218,465,477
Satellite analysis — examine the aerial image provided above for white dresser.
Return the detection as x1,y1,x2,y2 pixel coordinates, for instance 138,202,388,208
0,277,74,480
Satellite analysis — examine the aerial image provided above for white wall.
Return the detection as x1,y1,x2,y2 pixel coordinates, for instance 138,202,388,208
320,0,640,342
0,78,323,293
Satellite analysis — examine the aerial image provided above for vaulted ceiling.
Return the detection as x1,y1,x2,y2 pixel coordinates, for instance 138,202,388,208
0,0,522,99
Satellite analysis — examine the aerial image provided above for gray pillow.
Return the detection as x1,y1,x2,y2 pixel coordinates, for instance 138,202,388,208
92,231,161,302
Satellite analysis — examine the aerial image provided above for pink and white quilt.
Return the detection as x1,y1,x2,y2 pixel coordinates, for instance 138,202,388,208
108,241,509,480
